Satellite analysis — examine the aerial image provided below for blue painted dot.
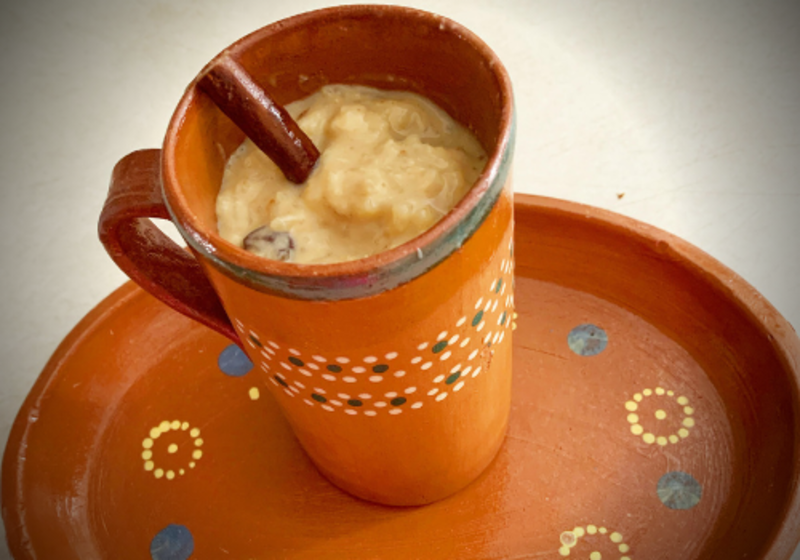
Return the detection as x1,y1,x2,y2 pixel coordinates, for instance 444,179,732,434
567,324,608,356
657,471,702,510
150,524,194,560
217,344,253,376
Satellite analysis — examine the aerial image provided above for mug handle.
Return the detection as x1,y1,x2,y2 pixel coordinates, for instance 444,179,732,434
98,149,238,343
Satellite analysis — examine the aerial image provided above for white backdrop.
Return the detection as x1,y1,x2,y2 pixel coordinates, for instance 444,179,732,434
1,0,798,557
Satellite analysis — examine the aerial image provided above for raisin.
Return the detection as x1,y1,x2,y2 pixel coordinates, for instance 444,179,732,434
242,226,295,262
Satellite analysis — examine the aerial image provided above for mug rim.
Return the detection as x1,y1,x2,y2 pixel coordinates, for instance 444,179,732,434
161,4,514,299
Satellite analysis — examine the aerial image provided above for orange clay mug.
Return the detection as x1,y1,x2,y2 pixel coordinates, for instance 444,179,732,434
99,5,515,506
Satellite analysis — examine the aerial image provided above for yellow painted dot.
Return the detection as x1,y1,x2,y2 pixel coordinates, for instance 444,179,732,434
159,420,171,432
621,557,630,560
558,546,570,557
587,525,597,535
249,387,260,400
667,390,674,396
619,544,630,553
192,449,203,460
181,422,189,430
560,531,577,548
168,444,178,454
610,532,623,543
179,469,185,475
599,527,607,534
678,428,690,438
684,406,694,415
190,428,200,438
669,435,679,444
189,462,196,468
142,450,153,460
589,552,601,560
195,438,204,447
643,433,656,444
631,424,644,435
166,470,175,480
573,527,585,538
170,420,180,430
149,428,161,439
683,417,696,428
513,323,517,331
656,387,665,395
657,436,668,446
643,388,653,396
627,413,639,424
625,401,638,412
633,393,643,402
677,396,689,405
144,461,154,471
154,469,164,479
655,409,667,420
142,438,154,449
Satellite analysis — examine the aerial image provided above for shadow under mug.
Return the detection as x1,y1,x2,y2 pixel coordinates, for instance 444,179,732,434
99,5,515,506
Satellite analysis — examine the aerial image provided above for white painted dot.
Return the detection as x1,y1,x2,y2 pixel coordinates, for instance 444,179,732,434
312,355,326,363
436,392,448,401
462,366,472,376
374,401,387,408
499,331,505,343
404,387,417,394
337,393,351,399
330,400,342,407
411,356,422,364
456,316,467,327
460,337,470,347
448,334,460,345
469,349,479,360
344,409,357,415
270,378,278,386
364,410,377,416
472,366,482,377
417,342,429,351
450,363,462,373
369,376,383,383
484,300,492,312
343,377,357,383
428,388,439,396
421,361,433,370
303,399,314,406
490,279,497,292
313,387,326,394
475,298,484,310
411,401,423,409
261,351,272,361
437,331,448,341
385,392,398,398
280,362,291,370
358,393,372,400
454,381,465,392
289,348,300,356
477,321,486,332
260,363,270,372
492,300,499,312
275,373,286,380
289,386,299,394
268,341,280,349
434,374,446,383
284,389,294,397
393,370,407,378
336,357,350,364
264,346,275,356
352,366,366,373
492,332,500,344
483,332,492,343
439,350,452,361
388,409,402,415
385,352,398,360
299,369,311,377
321,405,334,412
363,356,377,363
501,284,506,295
322,374,336,382
307,362,319,370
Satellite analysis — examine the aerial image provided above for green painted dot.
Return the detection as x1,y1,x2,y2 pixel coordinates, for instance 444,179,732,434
288,356,304,367
500,311,507,325
347,399,363,407
432,340,448,354
495,278,503,293
445,372,461,385
472,310,484,327
390,397,407,406
249,335,262,347
311,393,327,403
327,364,342,373
274,375,288,388
372,364,389,373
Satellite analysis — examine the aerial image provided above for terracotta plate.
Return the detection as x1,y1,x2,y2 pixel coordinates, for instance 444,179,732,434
3,195,800,559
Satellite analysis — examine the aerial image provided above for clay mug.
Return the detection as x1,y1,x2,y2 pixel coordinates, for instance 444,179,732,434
99,5,515,506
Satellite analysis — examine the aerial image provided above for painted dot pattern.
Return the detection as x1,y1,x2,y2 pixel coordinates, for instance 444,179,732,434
557,526,631,558
150,524,194,560
625,389,696,445
142,421,204,479
229,237,514,416
658,471,703,510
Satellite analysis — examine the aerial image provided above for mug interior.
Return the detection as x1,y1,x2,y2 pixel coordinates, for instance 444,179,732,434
163,5,512,278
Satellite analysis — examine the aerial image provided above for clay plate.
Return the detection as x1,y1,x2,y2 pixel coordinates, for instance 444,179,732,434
3,194,800,559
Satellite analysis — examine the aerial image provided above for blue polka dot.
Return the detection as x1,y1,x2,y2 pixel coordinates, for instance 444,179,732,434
657,471,702,510
150,524,194,560
567,324,608,356
218,344,253,376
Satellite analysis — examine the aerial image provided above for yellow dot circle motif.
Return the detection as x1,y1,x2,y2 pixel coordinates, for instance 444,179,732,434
625,387,696,446
556,526,632,558
140,420,204,480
